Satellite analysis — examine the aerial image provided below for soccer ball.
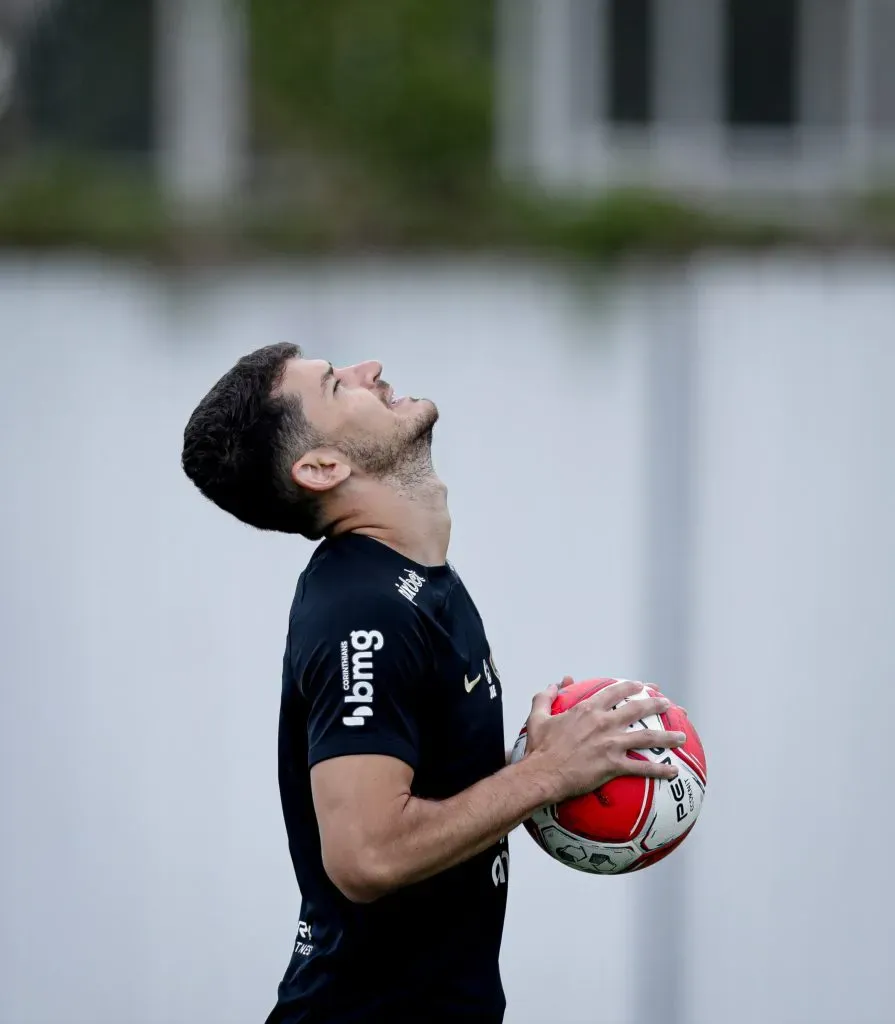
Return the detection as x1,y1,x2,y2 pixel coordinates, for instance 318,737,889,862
511,678,707,875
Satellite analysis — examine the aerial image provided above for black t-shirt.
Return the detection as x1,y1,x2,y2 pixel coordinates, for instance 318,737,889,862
265,533,509,1024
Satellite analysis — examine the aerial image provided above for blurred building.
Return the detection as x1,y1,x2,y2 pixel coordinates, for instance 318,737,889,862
10,0,894,207
498,0,895,198
0,0,244,205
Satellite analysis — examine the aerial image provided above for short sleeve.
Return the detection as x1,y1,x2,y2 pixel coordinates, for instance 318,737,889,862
290,592,430,771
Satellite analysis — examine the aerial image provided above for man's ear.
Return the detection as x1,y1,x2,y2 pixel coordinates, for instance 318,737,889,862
291,451,351,493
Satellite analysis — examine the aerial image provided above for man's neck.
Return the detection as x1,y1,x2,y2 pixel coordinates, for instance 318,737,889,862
330,473,452,567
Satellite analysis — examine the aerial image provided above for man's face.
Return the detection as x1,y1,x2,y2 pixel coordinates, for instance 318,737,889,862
279,356,438,477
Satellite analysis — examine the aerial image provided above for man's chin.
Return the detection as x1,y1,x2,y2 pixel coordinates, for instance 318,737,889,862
412,396,437,414
413,399,439,435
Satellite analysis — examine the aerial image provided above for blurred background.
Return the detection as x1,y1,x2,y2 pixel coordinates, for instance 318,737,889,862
1,2,894,1023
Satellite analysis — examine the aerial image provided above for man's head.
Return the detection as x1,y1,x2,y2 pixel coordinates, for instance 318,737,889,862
181,343,438,539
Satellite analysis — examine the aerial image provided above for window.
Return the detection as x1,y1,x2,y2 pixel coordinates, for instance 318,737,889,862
724,0,798,127
606,0,654,125
20,0,155,152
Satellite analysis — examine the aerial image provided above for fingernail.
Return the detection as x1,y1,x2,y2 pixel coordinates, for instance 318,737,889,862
659,699,671,710
674,732,687,743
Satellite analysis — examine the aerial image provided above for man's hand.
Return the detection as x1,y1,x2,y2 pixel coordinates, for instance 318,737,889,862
522,678,685,802
505,675,575,764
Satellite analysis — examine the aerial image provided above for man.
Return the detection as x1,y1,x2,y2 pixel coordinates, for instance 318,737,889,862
181,343,684,1023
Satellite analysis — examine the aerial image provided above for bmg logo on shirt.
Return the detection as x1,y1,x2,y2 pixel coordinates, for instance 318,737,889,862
340,629,383,726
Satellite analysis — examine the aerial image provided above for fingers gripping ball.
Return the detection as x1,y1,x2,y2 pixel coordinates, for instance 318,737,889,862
512,679,707,875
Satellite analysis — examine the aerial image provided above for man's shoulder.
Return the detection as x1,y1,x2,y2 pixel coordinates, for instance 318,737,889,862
293,535,435,620
292,578,416,628
290,549,418,633
285,546,433,691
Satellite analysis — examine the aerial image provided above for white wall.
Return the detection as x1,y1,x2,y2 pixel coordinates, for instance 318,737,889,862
1,255,893,1024
686,257,895,1024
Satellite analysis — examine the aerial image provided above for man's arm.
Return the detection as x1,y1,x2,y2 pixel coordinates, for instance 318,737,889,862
312,751,555,902
313,680,684,903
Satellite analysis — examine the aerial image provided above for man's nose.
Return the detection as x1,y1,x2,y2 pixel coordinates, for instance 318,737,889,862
340,361,382,388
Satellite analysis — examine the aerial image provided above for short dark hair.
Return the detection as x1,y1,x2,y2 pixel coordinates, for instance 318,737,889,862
181,343,325,538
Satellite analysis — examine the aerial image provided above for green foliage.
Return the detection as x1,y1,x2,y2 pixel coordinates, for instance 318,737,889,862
0,2,889,259
508,189,793,257
0,157,167,250
0,157,824,261
250,0,494,195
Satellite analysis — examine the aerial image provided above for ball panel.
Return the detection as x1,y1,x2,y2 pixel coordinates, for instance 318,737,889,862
523,818,548,852
536,820,641,875
529,804,555,830
628,828,692,871
645,685,708,785
554,775,654,843
551,678,618,714
582,845,640,874
667,707,707,784
640,759,703,850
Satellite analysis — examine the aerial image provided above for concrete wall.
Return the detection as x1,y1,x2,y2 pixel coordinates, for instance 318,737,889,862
1,255,893,1024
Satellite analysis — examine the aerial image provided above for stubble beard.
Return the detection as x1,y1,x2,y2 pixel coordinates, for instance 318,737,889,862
342,402,438,491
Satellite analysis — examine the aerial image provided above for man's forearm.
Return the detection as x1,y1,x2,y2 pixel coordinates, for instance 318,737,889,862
367,753,558,898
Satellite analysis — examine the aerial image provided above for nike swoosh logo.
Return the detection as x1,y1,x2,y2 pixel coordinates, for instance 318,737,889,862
464,673,482,693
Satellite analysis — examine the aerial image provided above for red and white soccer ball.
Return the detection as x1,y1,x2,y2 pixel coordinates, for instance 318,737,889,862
511,678,707,875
